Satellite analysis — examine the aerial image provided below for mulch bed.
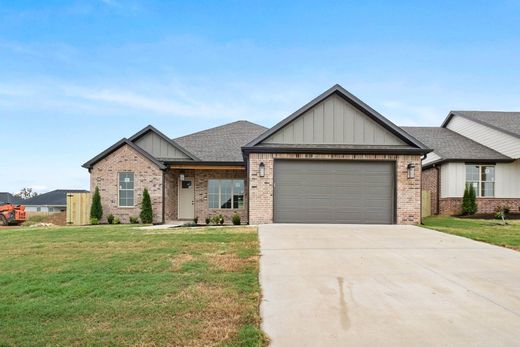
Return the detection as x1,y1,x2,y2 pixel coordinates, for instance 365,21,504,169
456,213,520,220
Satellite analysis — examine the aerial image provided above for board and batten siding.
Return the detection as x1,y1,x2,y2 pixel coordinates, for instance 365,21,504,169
446,116,520,159
262,94,406,145
134,132,191,160
440,160,520,198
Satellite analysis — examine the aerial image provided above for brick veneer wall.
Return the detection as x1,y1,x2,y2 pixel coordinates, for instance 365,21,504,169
440,197,520,215
193,169,248,224
421,167,439,215
164,170,177,222
90,144,164,224
248,153,422,225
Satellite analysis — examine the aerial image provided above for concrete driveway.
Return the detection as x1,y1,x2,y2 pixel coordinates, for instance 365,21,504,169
260,224,520,347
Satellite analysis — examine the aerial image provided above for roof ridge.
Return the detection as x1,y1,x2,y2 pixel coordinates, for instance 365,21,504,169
174,120,267,140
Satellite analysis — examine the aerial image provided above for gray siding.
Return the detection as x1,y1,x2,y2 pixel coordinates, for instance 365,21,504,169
273,160,395,224
135,132,191,160
447,116,520,159
263,94,405,145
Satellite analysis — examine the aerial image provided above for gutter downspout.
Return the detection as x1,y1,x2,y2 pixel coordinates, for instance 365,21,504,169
435,165,440,215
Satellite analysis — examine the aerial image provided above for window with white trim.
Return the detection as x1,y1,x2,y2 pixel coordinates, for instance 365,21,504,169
465,164,495,197
118,172,135,207
208,179,244,209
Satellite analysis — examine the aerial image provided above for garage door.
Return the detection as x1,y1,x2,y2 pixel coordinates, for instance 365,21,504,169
273,160,395,224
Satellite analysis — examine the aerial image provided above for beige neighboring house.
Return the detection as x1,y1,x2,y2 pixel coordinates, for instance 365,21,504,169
405,111,520,215
83,84,431,225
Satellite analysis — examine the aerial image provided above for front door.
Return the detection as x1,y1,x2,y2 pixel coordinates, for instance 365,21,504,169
178,177,195,219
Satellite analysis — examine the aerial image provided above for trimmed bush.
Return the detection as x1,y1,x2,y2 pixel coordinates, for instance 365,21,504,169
90,217,99,225
211,214,224,225
90,187,103,221
232,214,241,225
107,214,114,224
140,188,153,224
129,216,139,224
193,217,199,224
462,184,477,215
205,217,210,225
113,217,121,224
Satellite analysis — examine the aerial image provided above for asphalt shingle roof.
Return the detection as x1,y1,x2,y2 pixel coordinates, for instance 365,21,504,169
0,192,24,205
402,127,512,163
449,111,520,138
24,189,89,206
174,121,268,162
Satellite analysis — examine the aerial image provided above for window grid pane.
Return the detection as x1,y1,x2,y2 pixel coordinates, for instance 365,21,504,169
119,172,135,207
207,179,245,209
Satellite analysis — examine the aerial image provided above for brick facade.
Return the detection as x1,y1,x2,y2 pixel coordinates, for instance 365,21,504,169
90,144,164,224
439,197,520,215
248,153,422,225
421,167,439,215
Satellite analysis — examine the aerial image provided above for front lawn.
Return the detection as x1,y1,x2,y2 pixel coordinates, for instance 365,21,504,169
0,225,266,346
422,216,520,251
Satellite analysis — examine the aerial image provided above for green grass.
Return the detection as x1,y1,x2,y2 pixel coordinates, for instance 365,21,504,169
0,225,266,346
422,216,520,250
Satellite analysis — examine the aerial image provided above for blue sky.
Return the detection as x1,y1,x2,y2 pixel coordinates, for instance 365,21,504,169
1,0,520,193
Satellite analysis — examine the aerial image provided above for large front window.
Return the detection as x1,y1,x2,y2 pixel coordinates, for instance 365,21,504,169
118,172,134,207
208,179,244,209
465,164,495,197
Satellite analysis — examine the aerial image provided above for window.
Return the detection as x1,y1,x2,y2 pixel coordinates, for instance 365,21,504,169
119,172,134,207
208,179,244,209
465,164,495,197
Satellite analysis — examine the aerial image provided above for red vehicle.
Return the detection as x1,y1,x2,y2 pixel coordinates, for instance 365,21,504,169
0,203,27,226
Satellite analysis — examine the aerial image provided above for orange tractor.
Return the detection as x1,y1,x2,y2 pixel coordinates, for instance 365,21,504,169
0,203,27,226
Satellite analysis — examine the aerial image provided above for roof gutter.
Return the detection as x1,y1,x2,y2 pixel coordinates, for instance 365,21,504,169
242,146,432,155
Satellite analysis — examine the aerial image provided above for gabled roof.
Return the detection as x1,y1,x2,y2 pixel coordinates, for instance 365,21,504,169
402,127,513,167
128,125,198,160
24,189,89,206
82,138,167,170
175,121,268,162
244,84,430,153
442,111,520,139
0,192,24,205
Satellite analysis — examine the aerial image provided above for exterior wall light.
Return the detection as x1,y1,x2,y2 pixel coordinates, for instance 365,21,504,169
259,162,265,177
407,163,416,179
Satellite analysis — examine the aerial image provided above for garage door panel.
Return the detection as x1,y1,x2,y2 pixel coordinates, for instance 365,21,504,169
273,160,395,224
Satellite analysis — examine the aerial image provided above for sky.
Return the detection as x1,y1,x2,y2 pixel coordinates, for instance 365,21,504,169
1,0,520,193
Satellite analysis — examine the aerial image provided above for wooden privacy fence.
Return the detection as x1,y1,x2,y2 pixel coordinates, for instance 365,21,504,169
421,190,431,219
66,192,91,225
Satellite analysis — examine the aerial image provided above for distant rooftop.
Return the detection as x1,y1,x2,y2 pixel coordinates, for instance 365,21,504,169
24,189,89,206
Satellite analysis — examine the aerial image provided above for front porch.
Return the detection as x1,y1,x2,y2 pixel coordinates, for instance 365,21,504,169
164,164,248,224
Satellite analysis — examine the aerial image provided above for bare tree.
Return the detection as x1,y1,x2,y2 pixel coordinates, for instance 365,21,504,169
13,187,39,199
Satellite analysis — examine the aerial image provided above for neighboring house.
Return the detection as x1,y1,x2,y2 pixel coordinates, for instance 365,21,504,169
0,192,24,205
405,111,520,215
83,84,430,225
24,189,89,213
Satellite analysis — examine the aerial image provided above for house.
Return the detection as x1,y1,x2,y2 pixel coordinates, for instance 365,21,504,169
24,189,89,213
83,84,431,225
405,111,520,215
0,192,24,205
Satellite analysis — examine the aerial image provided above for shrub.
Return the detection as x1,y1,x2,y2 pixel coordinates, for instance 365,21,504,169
129,216,139,224
193,216,199,224
140,188,153,224
90,186,103,220
107,214,114,224
211,214,224,225
113,217,121,224
205,217,210,225
90,217,99,225
462,184,477,215
495,205,511,221
232,214,241,225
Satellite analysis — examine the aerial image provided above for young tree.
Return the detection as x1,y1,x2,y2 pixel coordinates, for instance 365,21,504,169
462,184,477,215
90,186,103,221
468,184,478,214
140,188,153,224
